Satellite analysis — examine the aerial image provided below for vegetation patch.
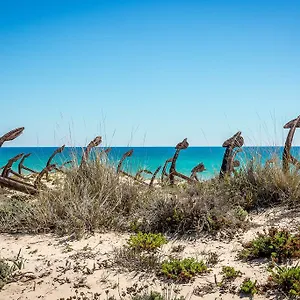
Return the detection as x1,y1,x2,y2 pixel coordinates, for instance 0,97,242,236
113,247,161,273
221,266,242,281
0,250,25,290
160,258,208,283
239,227,300,262
268,265,300,297
132,291,184,300
239,278,258,295
113,233,166,272
128,232,167,252
1,156,300,238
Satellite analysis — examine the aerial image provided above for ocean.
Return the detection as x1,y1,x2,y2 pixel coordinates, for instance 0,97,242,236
0,146,300,179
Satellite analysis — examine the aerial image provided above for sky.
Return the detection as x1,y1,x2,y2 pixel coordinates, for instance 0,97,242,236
0,0,299,147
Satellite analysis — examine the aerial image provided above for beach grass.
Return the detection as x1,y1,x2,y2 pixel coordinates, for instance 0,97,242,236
0,155,299,238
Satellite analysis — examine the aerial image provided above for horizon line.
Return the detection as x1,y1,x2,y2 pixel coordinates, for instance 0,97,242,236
1,145,296,148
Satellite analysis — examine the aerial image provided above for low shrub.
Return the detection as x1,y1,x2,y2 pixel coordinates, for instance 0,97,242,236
128,232,167,252
160,258,208,283
239,227,300,262
239,278,258,295
132,291,184,300
221,266,242,281
268,265,300,297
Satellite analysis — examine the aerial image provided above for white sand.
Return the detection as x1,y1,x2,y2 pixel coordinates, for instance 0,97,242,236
0,207,299,300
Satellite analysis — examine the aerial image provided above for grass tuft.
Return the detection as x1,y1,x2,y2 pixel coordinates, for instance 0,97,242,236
0,155,300,237
268,265,300,297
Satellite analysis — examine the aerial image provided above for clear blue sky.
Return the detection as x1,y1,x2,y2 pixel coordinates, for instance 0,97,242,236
1,0,299,146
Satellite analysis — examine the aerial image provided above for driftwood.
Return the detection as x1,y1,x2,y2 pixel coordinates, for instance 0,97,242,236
190,163,205,181
220,131,244,178
149,166,161,187
0,127,24,147
18,153,38,175
81,136,102,166
283,115,300,173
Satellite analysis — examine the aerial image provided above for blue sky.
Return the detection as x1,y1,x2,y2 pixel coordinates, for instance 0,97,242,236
0,0,299,146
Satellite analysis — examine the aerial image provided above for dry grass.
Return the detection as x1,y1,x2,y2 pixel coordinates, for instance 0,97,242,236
0,155,299,237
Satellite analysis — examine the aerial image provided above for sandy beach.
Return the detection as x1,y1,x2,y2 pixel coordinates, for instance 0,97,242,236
1,206,299,300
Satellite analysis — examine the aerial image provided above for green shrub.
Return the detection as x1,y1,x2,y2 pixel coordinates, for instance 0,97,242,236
0,250,25,289
268,265,300,297
160,258,208,283
132,291,184,300
240,278,257,295
221,266,242,281
128,232,167,252
239,227,300,262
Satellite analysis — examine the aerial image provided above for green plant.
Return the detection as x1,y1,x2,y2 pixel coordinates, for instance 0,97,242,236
221,266,242,281
132,291,184,300
239,227,300,262
240,278,258,295
234,206,248,221
0,250,25,289
160,258,208,283
128,232,167,252
268,265,300,296
132,291,164,300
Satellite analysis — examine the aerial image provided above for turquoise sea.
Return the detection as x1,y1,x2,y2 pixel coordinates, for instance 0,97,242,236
0,147,300,180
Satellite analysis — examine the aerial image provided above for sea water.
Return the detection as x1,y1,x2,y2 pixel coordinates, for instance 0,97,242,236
0,147,299,180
